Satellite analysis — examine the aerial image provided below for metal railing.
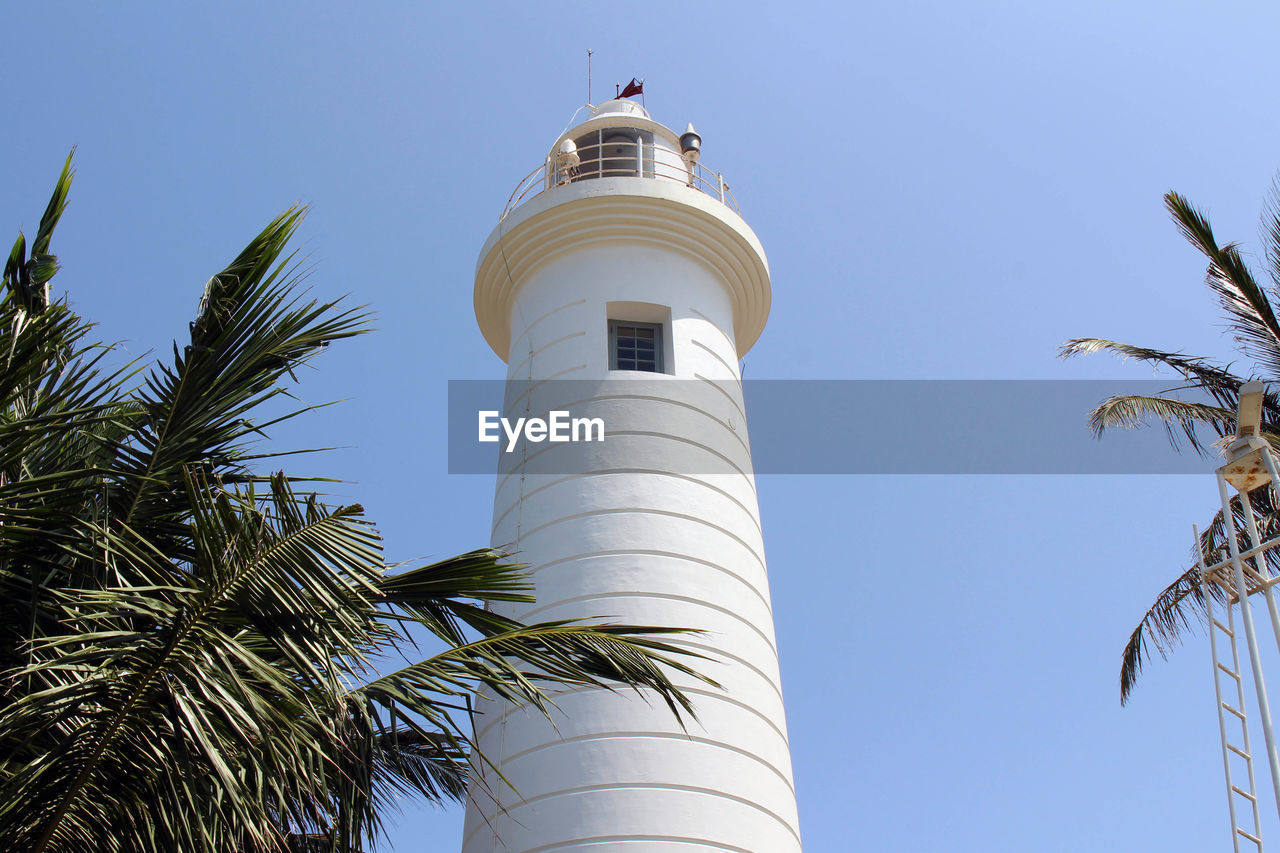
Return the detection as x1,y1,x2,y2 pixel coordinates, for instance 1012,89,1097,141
500,139,741,220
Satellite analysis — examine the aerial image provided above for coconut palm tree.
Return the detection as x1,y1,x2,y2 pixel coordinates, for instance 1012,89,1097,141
1062,188,1280,705
0,156,711,852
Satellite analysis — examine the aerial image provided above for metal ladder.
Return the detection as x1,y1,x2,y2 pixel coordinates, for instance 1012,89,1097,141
1205,555,1265,851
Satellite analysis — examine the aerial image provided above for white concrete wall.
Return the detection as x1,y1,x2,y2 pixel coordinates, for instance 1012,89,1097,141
462,173,799,853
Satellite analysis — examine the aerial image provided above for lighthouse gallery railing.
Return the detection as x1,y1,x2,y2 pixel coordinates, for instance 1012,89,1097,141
500,139,741,220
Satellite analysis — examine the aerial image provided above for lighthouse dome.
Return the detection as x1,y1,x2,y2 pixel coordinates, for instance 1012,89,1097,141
590,97,649,118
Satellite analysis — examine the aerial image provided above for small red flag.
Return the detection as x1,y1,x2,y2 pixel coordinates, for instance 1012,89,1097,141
620,78,643,99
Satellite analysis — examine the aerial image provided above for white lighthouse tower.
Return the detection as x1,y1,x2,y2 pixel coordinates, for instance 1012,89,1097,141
462,97,801,853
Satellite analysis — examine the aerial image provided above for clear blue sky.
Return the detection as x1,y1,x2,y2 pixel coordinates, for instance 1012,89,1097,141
8,2,1280,850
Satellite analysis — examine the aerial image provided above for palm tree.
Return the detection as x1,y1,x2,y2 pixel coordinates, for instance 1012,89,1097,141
0,155,712,852
1062,187,1280,705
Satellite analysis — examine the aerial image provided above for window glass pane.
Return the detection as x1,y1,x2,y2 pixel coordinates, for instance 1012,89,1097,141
610,320,663,373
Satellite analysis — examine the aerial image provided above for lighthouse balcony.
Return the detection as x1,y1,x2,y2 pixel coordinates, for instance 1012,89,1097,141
501,137,740,220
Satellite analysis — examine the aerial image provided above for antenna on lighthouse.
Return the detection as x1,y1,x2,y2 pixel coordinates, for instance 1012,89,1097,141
586,48,593,107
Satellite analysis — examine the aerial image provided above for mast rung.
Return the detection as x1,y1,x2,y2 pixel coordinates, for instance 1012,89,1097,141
1223,703,1247,720
1212,618,1235,637
1237,828,1262,845
1219,663,1243,680
1231,784,1257,802
1227,742,1252,759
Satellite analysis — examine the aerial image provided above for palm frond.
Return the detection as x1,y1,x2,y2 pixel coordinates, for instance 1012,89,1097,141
0,162,710,853
2,151,73,315
1059,338,1244,404
1064,188,1280,704
1261,177,1280,300
374,549,532,645
1166,191,1280,377
5,473,389,852
359,621,715,725
1120,562,1216,705
1060,337,1280,448
1118,491,1280,705
112,207,371,536
31,150,74,260
1086,394,1233,455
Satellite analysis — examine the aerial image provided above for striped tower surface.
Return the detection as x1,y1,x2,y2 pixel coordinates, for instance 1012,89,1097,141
461,98,801,853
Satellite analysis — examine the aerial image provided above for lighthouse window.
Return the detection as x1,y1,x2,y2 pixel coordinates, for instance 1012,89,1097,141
609,321,663,372
570,129,656,182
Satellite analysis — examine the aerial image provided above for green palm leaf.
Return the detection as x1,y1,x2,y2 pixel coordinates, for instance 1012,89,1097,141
0,154,709,853
1166,191,1280,377
1066,184,1280,703
1086,394,1233,455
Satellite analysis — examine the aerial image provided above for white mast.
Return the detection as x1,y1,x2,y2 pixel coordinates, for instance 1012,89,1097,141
1201,381,1280,850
